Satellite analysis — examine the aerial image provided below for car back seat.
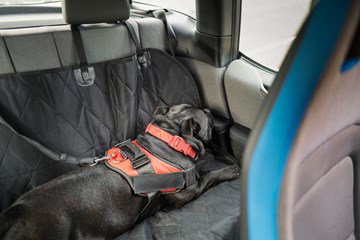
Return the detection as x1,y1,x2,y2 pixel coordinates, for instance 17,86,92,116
0,0,241,238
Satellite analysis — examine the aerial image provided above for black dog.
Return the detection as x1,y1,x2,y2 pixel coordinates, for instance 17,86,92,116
0,104,240,239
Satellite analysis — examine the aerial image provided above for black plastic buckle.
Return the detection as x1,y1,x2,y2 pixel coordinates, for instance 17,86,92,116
131,155,150,169
74,67,95,86
137,51,151,68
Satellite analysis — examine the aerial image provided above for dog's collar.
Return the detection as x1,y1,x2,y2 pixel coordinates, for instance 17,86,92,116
145,123,197,159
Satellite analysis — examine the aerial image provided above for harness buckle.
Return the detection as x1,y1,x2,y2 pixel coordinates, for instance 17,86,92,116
169,136,187,153
169,136,197,159
132,155,150,169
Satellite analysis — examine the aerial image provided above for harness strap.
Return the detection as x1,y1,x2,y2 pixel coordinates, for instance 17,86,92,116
114,140,154,173
146,123,197,159
133,172,184,194
137,191,161,222
106,162,196,194
132,165,197,194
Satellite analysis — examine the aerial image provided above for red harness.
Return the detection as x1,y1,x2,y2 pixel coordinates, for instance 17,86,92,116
105,123,197,195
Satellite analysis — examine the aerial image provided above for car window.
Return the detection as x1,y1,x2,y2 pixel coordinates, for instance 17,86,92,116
240,0,312,70
134,0,195,18
134,0,311,71
0,0,59,4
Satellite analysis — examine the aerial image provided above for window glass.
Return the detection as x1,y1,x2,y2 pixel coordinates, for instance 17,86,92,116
134,0,195,18
240,0,312,70
135,0,311,70
0,0,59,4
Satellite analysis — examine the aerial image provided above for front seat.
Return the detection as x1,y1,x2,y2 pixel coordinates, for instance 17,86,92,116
241,0,360,239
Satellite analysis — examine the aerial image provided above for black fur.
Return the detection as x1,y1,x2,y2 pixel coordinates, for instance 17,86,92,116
0,104,239,239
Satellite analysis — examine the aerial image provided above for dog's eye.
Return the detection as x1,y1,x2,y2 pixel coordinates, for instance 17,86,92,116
192,123,201,135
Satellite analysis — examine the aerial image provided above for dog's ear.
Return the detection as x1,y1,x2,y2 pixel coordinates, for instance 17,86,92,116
203,108,212,117
203,108,214,128
180,117,194,138
153,106,169,116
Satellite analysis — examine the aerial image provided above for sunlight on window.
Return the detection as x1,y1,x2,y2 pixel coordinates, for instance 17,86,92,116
240,0,312,70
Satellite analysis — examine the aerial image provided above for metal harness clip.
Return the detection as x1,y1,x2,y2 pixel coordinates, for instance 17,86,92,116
90,156,110,167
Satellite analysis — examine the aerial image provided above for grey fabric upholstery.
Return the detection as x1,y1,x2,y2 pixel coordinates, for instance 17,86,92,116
1,28,61,72
0,37,14,75
348,232,356,240
293,157,354,240
178,57,230,118
293,156,354,240
136,18,167,52
62,0,130,25
0,25,137,73
224,59,267,129
79,24,135,64
279,2,360,239
281,126,360,240
289,128,359,240
0,21,167,74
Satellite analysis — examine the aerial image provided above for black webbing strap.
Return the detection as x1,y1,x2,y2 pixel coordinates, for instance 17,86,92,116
133,172,185,194
135,191,161,222
123,21,151,73
132,165,197,194
151,10,178,57
123,21,141,51
183,165,197,187
0,115,95,165
71,25,88,66
71,25,95,86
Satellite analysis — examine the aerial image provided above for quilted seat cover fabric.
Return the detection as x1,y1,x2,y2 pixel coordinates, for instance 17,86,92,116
0,123,77,210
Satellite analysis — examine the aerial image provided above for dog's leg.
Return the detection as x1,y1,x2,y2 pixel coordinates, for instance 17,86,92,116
164,165,240,208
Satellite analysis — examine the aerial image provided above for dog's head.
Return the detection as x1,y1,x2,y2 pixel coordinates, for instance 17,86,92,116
152,104,214,155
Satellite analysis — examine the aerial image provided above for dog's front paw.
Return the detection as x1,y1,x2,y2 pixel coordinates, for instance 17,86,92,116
220,165,241,181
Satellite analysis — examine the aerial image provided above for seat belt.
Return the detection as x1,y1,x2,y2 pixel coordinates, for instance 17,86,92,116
151,9,178,57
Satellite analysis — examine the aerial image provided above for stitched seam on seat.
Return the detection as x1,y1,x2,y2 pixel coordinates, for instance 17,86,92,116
294,156,351,211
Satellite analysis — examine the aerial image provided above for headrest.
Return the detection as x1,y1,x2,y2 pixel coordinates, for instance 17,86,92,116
62,0,130,25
